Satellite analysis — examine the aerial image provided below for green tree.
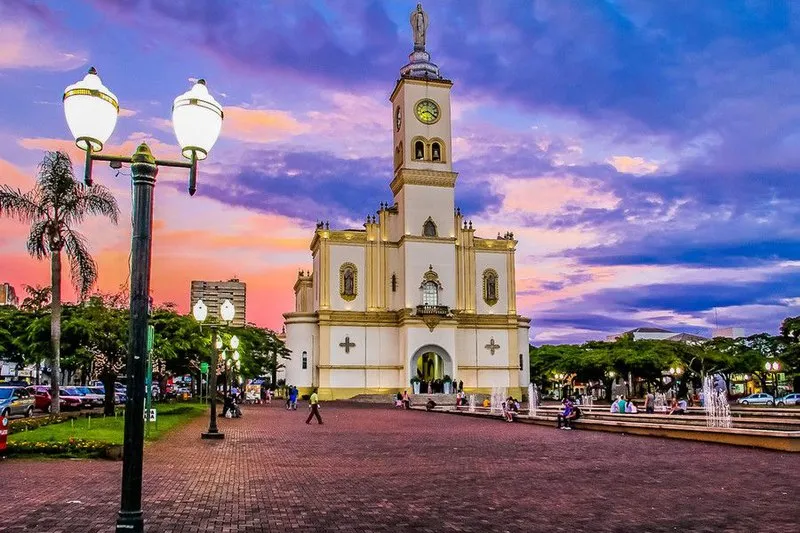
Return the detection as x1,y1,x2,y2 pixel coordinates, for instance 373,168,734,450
0,151,119,412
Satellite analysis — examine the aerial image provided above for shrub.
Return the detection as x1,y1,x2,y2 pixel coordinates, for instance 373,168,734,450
8,414,71,434
6,438,117,459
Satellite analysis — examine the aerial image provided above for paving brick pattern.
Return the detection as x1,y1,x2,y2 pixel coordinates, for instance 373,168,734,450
1,402,797,532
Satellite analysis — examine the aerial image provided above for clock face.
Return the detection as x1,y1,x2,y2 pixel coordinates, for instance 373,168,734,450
396,106,402,131
415,99,440,124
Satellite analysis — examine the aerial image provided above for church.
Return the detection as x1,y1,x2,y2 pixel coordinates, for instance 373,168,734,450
282,4,531,399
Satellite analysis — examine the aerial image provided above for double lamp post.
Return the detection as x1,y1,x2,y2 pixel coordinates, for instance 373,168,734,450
62,67,223,533
192,298,237,438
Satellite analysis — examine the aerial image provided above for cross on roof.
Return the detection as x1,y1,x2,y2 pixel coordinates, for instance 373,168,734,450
339,336,356,354
485,338,500,356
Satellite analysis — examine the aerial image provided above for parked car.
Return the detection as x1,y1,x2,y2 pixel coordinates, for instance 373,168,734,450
737,393,774,406
0,386,35,418
776,393,800,407
26,385,83,412
73,386,105,407
89,386,126,405
62,386,95,408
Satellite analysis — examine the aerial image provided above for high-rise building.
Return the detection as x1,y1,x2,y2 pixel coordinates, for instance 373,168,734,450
190,278,246,327
0,283,18,307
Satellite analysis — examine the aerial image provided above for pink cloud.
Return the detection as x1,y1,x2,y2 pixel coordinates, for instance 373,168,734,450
223,106,308,143
0,24,85,71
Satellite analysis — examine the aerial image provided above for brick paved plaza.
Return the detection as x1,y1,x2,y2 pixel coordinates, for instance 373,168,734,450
1,402,797,532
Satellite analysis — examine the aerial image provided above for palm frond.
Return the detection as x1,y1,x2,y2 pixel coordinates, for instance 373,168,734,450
75,182,120,225
0,185,43,223
38,151,77,211
26,220,51,260
63,228,98,299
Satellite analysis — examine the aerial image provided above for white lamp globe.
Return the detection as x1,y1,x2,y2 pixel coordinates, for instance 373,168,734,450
233,350,240,361
221,350,228,361
215,338,223,350
192,299,208,323
220,299,235,323
230,335,240,350
172,79,223,160
765,362,771,371
63,67,119,152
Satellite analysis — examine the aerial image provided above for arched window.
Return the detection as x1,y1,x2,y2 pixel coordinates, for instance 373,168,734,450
431,142,441,161
339,263,358,301
483,268,499,306
519,353,523,370
422,281,439,306
302,351,308,370
414,140,425,160
423,217,437,237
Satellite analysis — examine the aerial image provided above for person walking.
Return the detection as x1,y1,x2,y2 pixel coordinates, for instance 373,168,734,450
290,386,299,410
306,388,323,424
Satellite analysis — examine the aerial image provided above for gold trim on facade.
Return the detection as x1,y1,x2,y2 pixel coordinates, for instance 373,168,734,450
475,238,517,251
389,76,453,102
318,364,404,370
390,168,458,195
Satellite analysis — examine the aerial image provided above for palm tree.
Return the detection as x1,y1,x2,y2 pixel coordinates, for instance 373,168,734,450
0,151,119,413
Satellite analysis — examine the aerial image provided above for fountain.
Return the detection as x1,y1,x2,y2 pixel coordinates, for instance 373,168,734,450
703,375,732,428
489,387,507,414
528,383,539,418
468,394,476,413
654,392,668,413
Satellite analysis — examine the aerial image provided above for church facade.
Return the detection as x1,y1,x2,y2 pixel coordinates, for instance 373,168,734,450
282,5,531,399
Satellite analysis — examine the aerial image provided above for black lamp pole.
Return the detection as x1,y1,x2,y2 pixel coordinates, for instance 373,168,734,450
116,144,157,533
81,142,198,533
202,327,223,439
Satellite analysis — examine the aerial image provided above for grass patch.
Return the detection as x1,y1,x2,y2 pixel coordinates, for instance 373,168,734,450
8,402,206,448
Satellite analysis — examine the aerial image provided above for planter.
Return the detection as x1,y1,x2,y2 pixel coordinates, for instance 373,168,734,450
412,382,420,394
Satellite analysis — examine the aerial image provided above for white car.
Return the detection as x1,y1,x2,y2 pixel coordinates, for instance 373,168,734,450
737,393,774,406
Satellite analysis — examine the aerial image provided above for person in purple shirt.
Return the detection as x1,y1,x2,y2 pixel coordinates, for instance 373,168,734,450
557,399,574,429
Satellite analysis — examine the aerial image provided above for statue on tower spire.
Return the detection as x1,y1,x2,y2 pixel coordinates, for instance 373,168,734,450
399,3,441,79
411,3,429,51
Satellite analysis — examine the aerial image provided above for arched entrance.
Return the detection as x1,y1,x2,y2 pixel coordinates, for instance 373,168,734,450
410,345,453,393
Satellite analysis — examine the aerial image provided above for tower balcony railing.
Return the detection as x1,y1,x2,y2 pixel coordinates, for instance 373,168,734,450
416,304,450,316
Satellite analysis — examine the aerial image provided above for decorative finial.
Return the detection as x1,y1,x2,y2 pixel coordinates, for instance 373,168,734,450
468,220,473,229
88,66,98,75
196,78,207,86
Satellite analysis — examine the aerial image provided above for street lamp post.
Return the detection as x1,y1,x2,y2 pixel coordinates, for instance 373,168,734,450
765,361,781,402
63,68,223,533
193,299,236,438
668,366,683,395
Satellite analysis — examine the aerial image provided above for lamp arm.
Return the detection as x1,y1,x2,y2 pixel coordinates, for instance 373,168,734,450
83,150,199,195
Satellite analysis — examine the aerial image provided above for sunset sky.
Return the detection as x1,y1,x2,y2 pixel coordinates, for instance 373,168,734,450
1,1,798,344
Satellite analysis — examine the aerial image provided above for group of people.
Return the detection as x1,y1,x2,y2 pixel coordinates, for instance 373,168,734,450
395,390,412,409
501,396,521,422
557,397,581,429
420,378,464,394
610,396,639,414
285,385,300,410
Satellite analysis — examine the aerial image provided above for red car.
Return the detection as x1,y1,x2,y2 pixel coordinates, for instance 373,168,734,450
26,386,83,412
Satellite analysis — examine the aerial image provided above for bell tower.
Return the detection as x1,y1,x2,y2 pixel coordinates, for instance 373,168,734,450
389,3,457,238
